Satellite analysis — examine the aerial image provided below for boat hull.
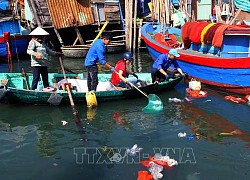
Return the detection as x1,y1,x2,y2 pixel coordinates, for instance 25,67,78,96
0,35,30,58
0,73,182,105
61,45,89,58
141,23,250,95
61,43,125,58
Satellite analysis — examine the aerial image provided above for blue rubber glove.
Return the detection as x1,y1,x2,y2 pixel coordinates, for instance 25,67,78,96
165,74,170,80
110,67,115,72
182,74,186,79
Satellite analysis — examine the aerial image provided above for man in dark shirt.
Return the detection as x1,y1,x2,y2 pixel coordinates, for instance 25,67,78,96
151,49,185,83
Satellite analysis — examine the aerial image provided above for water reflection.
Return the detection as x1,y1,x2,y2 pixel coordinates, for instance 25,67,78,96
86,108,97,121
112,111,132,130
180,101,250,145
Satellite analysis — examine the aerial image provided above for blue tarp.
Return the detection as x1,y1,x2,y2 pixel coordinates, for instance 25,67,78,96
234,0,250,12
0,0,9,10
0,20,20,35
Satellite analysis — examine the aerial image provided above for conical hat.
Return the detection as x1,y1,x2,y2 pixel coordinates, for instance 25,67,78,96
29,27,49,36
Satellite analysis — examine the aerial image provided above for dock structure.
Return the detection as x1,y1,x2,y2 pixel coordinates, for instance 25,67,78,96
19,0,250,54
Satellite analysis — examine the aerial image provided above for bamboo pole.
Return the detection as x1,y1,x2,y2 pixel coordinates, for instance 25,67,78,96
165,0,170,26
137,19,143,50
133,0,137,53
125,0,129,50
160,0,164,33
129,0,133,51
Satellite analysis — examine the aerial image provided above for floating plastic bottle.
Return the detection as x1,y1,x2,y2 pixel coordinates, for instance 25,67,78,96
178,133,197,140
186,135,196,140
168,97,183,103
178,132,187,137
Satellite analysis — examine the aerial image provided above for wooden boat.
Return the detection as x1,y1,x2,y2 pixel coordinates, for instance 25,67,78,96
61,45,90,58
0,72,182,105
61,42,125,58
141,22,250,95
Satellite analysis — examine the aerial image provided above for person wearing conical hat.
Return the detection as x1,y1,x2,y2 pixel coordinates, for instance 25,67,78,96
27,27,62,90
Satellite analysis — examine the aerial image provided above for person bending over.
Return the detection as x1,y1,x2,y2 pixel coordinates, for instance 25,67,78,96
151,49,185,83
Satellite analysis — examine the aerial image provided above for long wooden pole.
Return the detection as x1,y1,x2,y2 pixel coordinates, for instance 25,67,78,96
133,0,137,53
21,68,30,90
129,0,133,51
59,57,81,122
125,0,129,50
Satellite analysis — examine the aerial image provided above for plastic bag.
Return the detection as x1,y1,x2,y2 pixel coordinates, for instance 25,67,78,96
126,144,143,156
189,78,201,90
148,162,163,180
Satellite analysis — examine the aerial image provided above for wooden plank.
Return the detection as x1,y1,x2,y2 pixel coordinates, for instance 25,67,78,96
74,27,85,45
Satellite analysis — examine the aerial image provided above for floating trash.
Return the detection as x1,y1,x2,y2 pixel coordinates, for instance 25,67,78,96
168,97,183,103
126,144,143,156
178,132,187,137
61,120,68,126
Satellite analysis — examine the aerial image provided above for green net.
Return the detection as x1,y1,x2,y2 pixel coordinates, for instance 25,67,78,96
142,94,163,113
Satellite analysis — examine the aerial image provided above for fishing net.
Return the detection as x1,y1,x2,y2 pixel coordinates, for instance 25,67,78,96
142,94,163,113
47,93,63,106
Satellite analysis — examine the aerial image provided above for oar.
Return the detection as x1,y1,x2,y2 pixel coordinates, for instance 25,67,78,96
58,56,81,122
115,72,163,112
105,62,149,98
21,68,30,90
116,72,148,98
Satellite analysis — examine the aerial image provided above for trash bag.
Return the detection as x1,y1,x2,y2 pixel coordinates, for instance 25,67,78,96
142,94,163,113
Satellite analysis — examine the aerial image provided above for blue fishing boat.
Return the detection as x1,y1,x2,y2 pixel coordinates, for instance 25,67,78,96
0,10,30,59
141,22,250,95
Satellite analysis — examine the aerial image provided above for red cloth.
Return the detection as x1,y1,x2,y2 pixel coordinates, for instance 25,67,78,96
182,22,197,49
204,23,223,44
111,59,126,85
189,21,209,44
212,24,230,48
213,24,250,47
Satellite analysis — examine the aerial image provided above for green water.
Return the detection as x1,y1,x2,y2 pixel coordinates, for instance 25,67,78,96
0,52,250,180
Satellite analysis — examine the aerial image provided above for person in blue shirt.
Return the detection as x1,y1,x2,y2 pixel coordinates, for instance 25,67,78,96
84,34,114,91
151,49,185,83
